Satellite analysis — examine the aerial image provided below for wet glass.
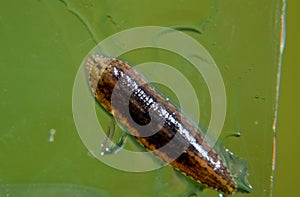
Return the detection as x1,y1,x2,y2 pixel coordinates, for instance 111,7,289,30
0,0,285,196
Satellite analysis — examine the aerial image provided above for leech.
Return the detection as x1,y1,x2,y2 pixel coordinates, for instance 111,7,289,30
84,54,252,195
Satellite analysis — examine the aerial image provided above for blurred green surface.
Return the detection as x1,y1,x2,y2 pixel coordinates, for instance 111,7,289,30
0,0,290,196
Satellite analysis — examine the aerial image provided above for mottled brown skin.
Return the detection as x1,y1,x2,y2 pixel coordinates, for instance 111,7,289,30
85,54,237,195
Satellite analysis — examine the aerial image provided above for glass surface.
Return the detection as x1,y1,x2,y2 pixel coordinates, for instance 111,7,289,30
0,0,285,196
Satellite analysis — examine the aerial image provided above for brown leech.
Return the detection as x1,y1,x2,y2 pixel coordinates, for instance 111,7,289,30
85,54,239,195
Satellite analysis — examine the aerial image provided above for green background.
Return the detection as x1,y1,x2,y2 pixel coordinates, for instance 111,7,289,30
0,0,297,196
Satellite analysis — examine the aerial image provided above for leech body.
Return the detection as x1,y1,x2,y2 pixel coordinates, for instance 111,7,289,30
85,54,237,195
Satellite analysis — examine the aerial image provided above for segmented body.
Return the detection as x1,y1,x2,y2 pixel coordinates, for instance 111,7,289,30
85,54,237,195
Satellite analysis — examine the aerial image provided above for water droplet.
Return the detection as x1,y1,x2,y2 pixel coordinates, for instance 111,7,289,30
48,129,56,142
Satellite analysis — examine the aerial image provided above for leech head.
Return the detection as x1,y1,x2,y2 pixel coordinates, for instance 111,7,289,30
85,54,112,72
84,54,132,113
84,54,112,95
